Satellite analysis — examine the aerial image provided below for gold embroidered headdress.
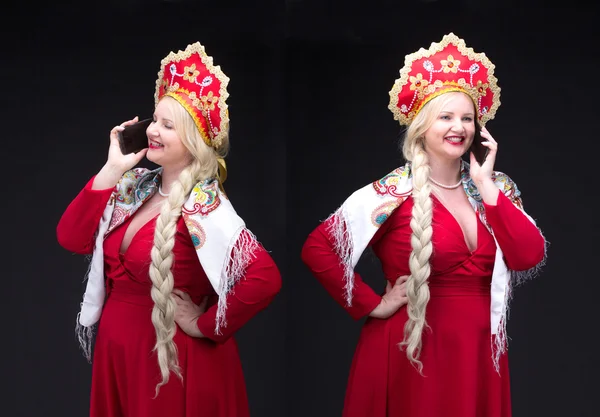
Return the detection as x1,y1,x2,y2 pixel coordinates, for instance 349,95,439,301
154,42,230,148
388,33,501,126
154,41,229,186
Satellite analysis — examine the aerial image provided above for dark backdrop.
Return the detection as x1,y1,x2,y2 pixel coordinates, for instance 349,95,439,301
5,1,285,417
5,1,599,417
286,1,599,417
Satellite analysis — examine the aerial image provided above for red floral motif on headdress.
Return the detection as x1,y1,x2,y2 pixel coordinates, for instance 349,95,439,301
388,33,500,126
154,42,229,148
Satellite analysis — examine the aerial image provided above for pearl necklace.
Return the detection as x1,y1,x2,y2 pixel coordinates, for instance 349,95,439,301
429,176,462,190
158,185,170,197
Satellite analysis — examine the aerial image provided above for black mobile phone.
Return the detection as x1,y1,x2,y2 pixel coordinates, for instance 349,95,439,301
469,122,488,166
117,118,152,155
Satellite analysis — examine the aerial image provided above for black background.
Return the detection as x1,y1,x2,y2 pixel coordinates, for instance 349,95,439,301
5,1,598,416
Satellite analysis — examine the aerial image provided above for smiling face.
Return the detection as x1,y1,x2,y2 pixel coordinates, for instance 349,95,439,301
145,98,193,170
422,92,476,163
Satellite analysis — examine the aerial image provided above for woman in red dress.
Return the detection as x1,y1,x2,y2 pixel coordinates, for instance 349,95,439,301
57,42,281,417
301,33,546,417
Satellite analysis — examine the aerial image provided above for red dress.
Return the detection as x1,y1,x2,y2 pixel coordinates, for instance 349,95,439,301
301,192,545,417
57,178,282,417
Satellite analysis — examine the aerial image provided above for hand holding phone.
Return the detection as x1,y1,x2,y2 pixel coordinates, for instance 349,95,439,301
117,118,152,155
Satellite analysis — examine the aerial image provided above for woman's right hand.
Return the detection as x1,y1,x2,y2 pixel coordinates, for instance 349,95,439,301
92,116,148,190
369,275,409,319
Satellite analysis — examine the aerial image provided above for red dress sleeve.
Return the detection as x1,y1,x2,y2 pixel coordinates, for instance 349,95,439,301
56,176,114,255
196,233,282,343
483,191,545,271
301,216,387,320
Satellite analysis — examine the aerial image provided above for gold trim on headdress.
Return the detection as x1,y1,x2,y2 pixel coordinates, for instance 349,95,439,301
388,33,501,126
154,42,230,148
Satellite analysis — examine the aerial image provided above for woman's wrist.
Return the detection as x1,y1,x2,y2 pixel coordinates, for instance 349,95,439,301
92,164,125,190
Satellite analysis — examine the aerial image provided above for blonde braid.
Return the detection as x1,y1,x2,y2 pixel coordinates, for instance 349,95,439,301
400,141,434,373
149,160,203,396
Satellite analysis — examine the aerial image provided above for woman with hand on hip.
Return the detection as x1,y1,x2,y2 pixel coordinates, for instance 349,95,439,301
57,42,281,417
301,33,546,417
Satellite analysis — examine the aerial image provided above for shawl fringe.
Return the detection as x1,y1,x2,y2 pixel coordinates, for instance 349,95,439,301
492,230,549,371
215,229,260,334
326,208,355,307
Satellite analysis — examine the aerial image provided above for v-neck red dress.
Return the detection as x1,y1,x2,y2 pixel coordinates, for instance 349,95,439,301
57,177,282,417
301,192,545,417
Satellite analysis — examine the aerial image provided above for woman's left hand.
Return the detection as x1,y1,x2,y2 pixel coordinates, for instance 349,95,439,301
469,126,498,184
173,289,209,338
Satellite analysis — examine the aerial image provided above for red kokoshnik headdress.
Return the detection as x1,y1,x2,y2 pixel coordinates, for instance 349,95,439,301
154,42,230,148
388,33,501,126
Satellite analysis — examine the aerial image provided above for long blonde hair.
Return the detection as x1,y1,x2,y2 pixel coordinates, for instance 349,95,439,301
149,96,229,395
399,92,474,372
